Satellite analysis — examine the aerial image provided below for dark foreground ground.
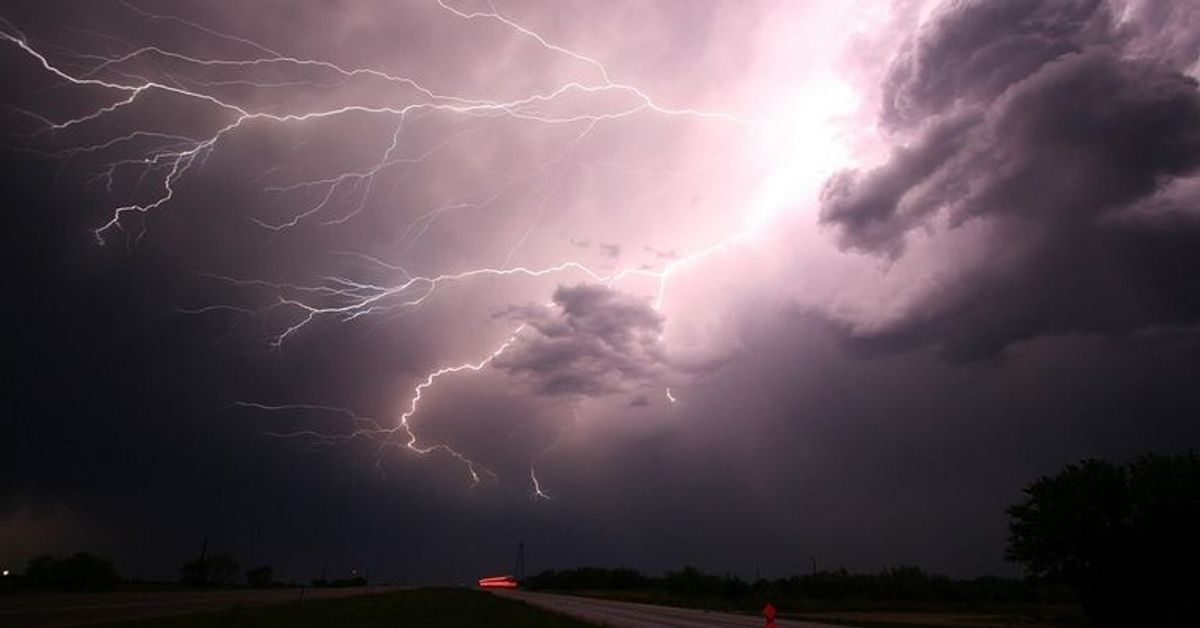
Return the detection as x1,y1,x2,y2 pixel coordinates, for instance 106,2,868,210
0,586,1083,628
1,587,400,627
0,588,595,628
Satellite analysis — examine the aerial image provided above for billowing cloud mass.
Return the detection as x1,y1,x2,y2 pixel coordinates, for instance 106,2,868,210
495,284,666,396
820,0,1200,359
2,0,1199,585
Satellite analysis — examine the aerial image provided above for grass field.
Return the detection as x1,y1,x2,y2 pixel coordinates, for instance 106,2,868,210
113,588,597,627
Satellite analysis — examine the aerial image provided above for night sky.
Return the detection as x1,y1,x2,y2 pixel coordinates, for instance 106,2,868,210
3,0,1199,585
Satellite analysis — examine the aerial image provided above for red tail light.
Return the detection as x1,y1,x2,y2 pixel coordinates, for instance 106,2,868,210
477,574,519,588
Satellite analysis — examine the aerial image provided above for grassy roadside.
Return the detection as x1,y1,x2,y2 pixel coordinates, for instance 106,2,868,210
785,612,1074,628
533,589,1083,628
111,587,597,627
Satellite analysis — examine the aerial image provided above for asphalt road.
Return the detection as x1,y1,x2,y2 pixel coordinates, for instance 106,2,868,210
494,590,841,628
0,585,403,627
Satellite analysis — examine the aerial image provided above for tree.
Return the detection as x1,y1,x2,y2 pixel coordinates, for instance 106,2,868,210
181,552,240,587
1007,452,1200,627
245,565,274,587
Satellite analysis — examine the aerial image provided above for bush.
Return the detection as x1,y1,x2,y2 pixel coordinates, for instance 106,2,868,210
24,553,120,590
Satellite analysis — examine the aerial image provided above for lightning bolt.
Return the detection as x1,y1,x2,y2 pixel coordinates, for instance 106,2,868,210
1,0,831,496
530,467,551,500
230,325,523,483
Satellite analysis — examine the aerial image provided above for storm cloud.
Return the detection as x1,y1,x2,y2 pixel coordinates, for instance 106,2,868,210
820,0,1200,359
494,284,667,397
2,0,1198,586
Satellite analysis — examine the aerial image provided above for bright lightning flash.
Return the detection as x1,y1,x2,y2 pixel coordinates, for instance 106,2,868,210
0,1,857,495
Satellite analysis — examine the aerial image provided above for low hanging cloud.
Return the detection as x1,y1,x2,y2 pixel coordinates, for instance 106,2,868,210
818,0,1200,360
493,284,668,397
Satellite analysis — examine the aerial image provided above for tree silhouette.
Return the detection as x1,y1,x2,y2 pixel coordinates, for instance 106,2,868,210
181,552,240,587
245,565,274,587
1007,452,1200,627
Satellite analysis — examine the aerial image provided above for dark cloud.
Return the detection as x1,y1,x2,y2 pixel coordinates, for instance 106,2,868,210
494,284,667,396
818,110,979,255
880,0,1111,130
820,0,1200,359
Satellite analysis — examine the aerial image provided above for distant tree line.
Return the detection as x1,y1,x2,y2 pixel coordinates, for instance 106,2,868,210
308,576,368,588
178,548,367,589
524,565,1071,608
0,553,123,592
1,551,291,591
527,451,1199,627
11,553,121,591
181,552,241,587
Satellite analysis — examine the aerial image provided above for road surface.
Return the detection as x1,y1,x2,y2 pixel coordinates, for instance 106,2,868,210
494,590,841,628
0,585,403,627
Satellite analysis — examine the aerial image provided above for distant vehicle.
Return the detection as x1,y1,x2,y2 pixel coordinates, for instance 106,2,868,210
477,574,519,589
478,542,525,589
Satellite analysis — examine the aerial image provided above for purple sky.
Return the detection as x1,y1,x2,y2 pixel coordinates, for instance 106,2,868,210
3,0,1199,583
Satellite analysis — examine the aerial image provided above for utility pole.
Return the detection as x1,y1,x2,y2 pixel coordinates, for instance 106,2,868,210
514,541,525,581
191,536,209,586
199,536,208,577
